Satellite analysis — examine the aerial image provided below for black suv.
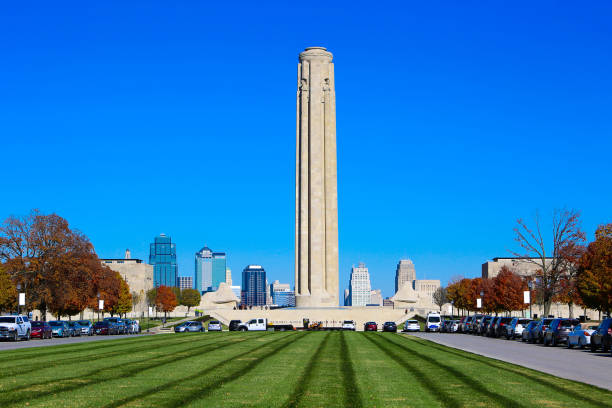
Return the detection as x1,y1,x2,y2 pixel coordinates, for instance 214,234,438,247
383,322,397,332
590,318,612,353
228,320,242,331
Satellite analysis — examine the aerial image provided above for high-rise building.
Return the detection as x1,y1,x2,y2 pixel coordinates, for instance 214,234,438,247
241,265,266,306
395,259,416,293
225,268,232,285
270,280,295,307
231,285,241,301
149,234,178,287
194,247,212,293
211,252,226,291
177,276,193,290
344,289,350,306
347,263,371,307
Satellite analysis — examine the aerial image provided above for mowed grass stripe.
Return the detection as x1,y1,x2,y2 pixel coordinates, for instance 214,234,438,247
0,333,221,379
347,332,439,407
0,333,266,406
339,331,362,408
364,334,461,408
0,333,173,364
376,334,523,408
191,331,330,407
403,335,612,406
101,332,308,408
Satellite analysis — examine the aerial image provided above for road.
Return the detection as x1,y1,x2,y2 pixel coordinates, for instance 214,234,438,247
0,334,148,351
409,332,612,391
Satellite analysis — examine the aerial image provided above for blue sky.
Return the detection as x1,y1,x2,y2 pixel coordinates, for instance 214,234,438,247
1,2,611,298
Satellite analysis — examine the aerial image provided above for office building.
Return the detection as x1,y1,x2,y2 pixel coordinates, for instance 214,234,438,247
395,259,416,293
369,289,383,306
177,276,193,290
211,252,226,291
195,246,228,293
231,285,241,301
241,265,266,307
347,263,371,307
149,234,178,287
270,280,295,307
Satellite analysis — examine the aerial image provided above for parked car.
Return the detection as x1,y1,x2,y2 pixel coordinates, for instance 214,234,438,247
492,317,513,338
543,318,579,346
77,320,94,336
476,316,493,336
450,320,460,333
104,318,127,334
68,321,82,337
364,322,378,332
458,316,469,333
532,318,555,344
470,314,484,334
425,313,442,332
567,324,597,349
486,317,501,337
175,321,204,333
590,318,612,353
506,318,531,339
403,320,420,332
48,320,70,338
522,321,539,343
383,321,397,332
342,320,356,331
94,321,116,335
30,321,52,339
228,320,242,331
208,320,222,331
0,315,32,341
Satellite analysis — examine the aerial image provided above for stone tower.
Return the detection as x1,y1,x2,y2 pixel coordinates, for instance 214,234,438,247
295,47,339,307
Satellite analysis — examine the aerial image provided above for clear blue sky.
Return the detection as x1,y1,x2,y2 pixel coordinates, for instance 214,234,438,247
1,2,611,298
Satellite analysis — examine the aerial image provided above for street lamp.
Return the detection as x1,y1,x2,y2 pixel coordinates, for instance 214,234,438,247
16,283,22,315
451,300,454,317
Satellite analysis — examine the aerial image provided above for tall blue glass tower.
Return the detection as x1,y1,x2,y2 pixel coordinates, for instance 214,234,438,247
149,234,177,287
195,247,227,293
241,265,266,306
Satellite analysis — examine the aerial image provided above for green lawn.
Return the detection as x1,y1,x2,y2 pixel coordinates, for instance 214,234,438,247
0,332,610,407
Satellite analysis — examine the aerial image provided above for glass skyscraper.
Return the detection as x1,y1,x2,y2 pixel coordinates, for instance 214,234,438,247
195,246,227,293
241,265,266,306
149,234,177,287
270,280,295,307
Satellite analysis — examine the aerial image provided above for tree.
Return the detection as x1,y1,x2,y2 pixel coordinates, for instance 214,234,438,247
155,285,177,318
0,265,17,313
146,288,157,306
492,266,527,315
172,286,182,305
432,287,447,311
180,289,201,315
577,224,612,315
112,274,132,317
512,209,586,316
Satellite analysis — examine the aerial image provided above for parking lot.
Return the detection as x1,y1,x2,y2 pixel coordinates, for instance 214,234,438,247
410,332,612,391
0,334,145,351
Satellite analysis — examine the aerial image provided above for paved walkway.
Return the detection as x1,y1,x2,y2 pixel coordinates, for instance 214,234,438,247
0,334,147,351
408,332,612,391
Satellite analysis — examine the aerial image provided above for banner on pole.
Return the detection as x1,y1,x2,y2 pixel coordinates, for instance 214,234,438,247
98,299,104,310
523,291,530,304
476,298,482,308
148,306,153,314
18,293,25,306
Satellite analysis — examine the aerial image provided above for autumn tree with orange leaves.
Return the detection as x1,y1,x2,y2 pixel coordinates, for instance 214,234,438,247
577,224,612,315
492,266,528,314
155,285,177,319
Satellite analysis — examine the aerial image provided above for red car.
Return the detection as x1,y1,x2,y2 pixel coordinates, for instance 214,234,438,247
30,321,52,339
364,322,378,331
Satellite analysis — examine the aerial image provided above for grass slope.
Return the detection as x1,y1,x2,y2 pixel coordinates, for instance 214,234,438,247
0,332,610,407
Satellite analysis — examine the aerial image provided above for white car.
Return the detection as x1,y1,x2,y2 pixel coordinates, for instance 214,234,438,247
403,320,420,332
207,320,222,331
567,324,597,349
238,318,267,331
0,315,31,341
506,318,532,339
342,320,356,331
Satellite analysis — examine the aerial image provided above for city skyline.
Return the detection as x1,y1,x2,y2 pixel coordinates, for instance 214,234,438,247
1,3,611,298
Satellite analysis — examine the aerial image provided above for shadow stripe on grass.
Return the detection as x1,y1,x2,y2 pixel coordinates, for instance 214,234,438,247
104,332,310,408
0,333,222,379
364,333,461,408
404,335,611,404
282,331,331,407
379,334,524,408
339,331,363,408
1,333,268,406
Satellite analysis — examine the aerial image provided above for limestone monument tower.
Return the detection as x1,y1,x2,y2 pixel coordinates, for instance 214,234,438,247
295,46,339,307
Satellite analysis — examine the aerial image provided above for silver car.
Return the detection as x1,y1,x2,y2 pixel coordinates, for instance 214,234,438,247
567,324,597,349
208,320,222,331
175,321,204,333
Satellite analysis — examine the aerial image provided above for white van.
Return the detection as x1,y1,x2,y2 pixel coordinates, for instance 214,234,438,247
425,312,441,332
